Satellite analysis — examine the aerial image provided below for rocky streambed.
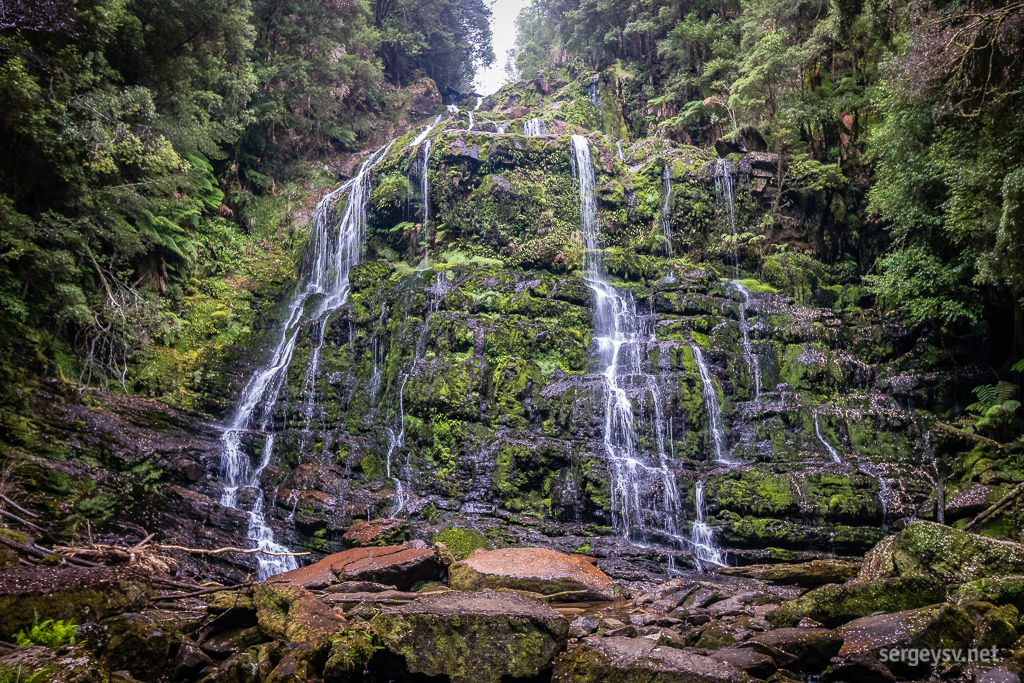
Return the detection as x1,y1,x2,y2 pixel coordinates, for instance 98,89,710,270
2,520,1024,682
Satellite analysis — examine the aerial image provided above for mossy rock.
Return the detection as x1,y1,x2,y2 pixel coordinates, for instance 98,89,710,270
370,590,569,683
432,528,491,561
769,576,948,628
0,566,150,639
859,522,1024,584
252,583,345,642
957,576,1024,611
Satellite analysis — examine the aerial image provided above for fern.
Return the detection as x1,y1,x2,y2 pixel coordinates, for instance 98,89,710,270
0,666,54,683
964,381,1021,435
15,613,77,648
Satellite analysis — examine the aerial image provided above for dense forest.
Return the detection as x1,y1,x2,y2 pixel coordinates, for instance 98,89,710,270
2,0,1024,681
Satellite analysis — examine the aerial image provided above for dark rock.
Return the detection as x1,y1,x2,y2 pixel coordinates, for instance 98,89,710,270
175,637,214,678
718,559,862,587
552,636,754,682
252,583,346,641
371,590,569,683
0,645,105,683
825,652,895,682
749,627,843,671
709,647,778,678
200,626,264,657
0,566,150,639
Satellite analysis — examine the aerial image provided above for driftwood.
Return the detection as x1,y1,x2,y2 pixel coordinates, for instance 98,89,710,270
152,584,247,601
963,481,1024,531
0,533,102,567
155,544,309,558
0,494,38,518
0,508,46,533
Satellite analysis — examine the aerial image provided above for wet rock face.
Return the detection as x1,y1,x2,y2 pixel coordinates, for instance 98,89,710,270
371,590,570,683
448,547,622,600
769,576,948,628
341,518,411,547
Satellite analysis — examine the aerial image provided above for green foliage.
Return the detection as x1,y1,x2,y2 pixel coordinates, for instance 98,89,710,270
0,666,53,683
433,527,491,560
964,381,1022,440
15,615,77,648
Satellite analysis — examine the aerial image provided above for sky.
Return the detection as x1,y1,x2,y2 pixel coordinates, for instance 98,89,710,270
474,0,530,95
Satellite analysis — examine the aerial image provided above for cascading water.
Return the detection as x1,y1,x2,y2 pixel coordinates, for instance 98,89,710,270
692,345,729,463
473,97,483,111
690,480,725,569
714,159,739,276
524,118,547,136
219,141,393,579
385,375,409,516
420,140,432,262
616,141,625,161
814,412,842,463
660,164,673,255
571,134,700,567
588,79,602,106
410,114,443,148
730,281,761,400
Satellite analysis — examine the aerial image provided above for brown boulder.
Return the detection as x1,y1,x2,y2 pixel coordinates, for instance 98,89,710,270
342,518,410,547
448,547,621,600
269,544,442,591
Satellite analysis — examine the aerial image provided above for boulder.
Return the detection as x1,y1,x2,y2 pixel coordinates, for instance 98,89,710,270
718,559,861,587
958,576,1024,611
0,566,150,638
836,604,975,677
342,518,411,547
370,590,569,683
769,577,947,628
269,544,442,591
252,583,346,641
448,547,621,600
748,628,843,671
859,522,1024,584
551,636,754,682
0,645,106,683
709,647,777,678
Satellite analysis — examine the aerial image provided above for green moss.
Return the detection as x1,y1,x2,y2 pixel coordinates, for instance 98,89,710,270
433,527,492,560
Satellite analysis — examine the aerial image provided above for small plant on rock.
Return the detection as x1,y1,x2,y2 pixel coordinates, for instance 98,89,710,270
15,613,77,648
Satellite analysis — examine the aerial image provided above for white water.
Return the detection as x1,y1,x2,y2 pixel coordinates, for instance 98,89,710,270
814,412,842,463
588,80,602,106
692,345,729,463
661,164,673,255
474,97,483,111
690,480,725,568
420,141,432,261
467,112,474,132
219,141,393,579
524,118,547,136
616,141,625,161
385,375,409,517
731,281,761,399
410,114,443,148
571,134,704,567
715,159,739,276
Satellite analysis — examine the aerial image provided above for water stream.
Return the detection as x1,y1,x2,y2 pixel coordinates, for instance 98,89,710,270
714,159,739,276
524,118,547,136
385,375,409,517
814,412,842,463
219,141,393,579
691,345,729,463
660,164,673,255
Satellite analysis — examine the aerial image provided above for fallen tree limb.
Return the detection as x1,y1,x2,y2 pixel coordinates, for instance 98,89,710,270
156,544,309,558
0,533,102,567
0,494,38,518
963,481,1024,531
152,584,247,601
0,508,47,533
934,421,1003,449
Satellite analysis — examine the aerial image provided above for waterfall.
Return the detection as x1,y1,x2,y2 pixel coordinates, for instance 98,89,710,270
385,375,409,517
730,281,761,399
616,141,625,161
496,122,508,135
524,118,547,136
690,480,725,569
410,114,444,149
814,412,842,463
474,97,483,111
691,345,729,463
570,134,694,565
661,164,673,255
219,140,393,579
714,159,739,276
588,79,602,107
420,140,432,262
467,112,474,133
